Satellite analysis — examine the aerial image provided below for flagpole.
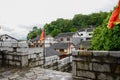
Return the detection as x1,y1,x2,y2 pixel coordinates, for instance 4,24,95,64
43,29,46,68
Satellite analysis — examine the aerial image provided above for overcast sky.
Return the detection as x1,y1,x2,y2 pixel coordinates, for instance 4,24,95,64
0,0,118,40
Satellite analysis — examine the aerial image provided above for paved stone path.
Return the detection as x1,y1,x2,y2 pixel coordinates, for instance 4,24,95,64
0,67,72,80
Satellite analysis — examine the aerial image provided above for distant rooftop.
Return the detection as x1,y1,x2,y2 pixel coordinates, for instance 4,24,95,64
55,32,75,39
51,43,70,49
0,34,18,41
78,28,94,32
45,47,60,57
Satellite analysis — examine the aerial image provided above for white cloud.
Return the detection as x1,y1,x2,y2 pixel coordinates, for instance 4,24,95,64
0,0,118,39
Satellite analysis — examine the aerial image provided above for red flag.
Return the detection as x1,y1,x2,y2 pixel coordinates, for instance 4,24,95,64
40,29,44,45
107,0,120,29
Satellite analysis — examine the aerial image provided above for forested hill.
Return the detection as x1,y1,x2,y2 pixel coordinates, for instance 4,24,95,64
27,12,109,40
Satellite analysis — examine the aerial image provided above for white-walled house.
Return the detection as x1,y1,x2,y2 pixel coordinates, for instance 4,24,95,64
45,35,57,47
29,35,57,48
0,34,18,42
51,43,75,59
54,32,75,43
73,28,93,41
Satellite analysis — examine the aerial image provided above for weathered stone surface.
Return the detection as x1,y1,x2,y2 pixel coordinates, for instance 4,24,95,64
72,50,120,80
93,63,111,72
98,73,113,80
0,78,8,80
78,51,92,56
18,43,28,48
8,74,19,80
0,67,72,80
91,58,100,62
93,51,108,56
115,65,120,74
77,62,92,70
77,71,95,79
17,48,28,53
109,51,120,57
72,61,76,76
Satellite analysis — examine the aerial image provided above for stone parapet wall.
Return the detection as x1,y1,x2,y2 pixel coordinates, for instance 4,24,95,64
0,41,43,68
72,50,120,80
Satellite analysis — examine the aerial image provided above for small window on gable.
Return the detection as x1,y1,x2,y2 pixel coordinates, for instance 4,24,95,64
6,37,8,39
80,34,83,36
60,49,64,52
60,38,63,41
67,37,70,41
13,47,17,52
89,33,92,36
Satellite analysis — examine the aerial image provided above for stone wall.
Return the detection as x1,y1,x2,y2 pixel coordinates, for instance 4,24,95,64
0,41,72,72
72,50,120,80
0,42,43,68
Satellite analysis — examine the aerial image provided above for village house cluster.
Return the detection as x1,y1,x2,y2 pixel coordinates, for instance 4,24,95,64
0,28,93,71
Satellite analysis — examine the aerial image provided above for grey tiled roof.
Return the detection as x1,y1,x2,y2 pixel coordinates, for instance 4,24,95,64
87,28,94,32
0,34,18,41
51,43,69,49
78,28,94,32
30,35,40,42
55,32,75,39
44,47,60,57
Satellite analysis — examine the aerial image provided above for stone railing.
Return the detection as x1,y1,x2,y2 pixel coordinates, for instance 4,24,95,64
72,50,120,80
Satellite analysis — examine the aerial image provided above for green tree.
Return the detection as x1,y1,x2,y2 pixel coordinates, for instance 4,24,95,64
72,12,109,29
44,18,77,37
91,12,120,51
27,26,42,40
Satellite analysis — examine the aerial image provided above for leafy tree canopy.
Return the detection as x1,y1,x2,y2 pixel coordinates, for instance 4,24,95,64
27,26,42,40
91,12,120,51
27,11,109,39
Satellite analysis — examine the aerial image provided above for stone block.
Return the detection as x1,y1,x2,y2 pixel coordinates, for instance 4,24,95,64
0,78,8,80
109,51,120,57
93,63,111,72
25,72,35,79
18,43,28,48
28,48,43,54
93,51,108,57
1,47,13,52
72,50,79,56
76,62,92,70
114,65,120,74
2,42,12,47
78,51,92,56
72,61,76,76
97,73,113,80
8,74,19,80
17,48,28,53
91,58,100,62
21,55,28,67
7,55,12,59
11,43,18,47
77,71,95,79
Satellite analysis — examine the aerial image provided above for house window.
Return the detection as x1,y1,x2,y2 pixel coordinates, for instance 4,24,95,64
86,38,91,40
6,37,8,39
80,34,83,36
13,47,17,52
67,37,70,41
60,38,63,41
60,49,64,52
89,33,92,36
